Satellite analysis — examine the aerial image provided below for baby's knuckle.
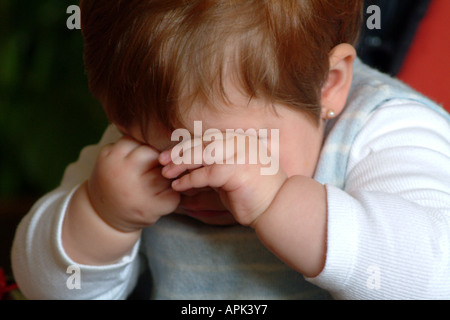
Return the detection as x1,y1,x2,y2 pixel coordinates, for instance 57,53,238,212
205,164,218,179
99,144,113,158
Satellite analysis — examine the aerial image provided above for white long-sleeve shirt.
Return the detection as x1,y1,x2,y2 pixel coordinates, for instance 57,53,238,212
11,60,450,299
309,100,450,299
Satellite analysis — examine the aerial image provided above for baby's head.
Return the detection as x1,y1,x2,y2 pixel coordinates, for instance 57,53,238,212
81,0,363,132
80,0,363,224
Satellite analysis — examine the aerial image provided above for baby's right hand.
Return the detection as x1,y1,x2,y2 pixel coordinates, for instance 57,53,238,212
87,136,181,232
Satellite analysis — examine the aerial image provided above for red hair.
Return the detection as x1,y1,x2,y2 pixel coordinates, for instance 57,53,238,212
80,0,363,135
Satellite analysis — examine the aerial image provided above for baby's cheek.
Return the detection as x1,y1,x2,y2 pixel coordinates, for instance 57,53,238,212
278,156,298,177
279,150,318,178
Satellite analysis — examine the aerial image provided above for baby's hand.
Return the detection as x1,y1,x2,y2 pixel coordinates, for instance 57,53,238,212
159,133,287,226
87,136,181,232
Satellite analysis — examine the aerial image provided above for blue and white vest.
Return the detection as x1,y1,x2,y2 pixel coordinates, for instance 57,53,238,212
315,58,450,188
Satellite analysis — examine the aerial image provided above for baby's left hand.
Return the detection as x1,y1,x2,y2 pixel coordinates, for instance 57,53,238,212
159,132,287,226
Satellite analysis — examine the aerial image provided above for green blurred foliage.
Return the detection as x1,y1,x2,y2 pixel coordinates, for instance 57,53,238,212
0,0,108,198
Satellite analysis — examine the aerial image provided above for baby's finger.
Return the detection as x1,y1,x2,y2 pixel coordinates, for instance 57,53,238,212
145,168,174,194
160,136,206,178
106,136,142,159
161,143,231,179
126,145,160,173
171,164,236,192
158,149,172,166
161,162,203,179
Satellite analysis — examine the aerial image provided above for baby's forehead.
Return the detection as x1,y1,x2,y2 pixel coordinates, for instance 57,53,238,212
130,98,306,153
177,98,279,131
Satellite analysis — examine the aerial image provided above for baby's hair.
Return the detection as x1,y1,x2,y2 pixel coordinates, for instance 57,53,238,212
80,0,363,136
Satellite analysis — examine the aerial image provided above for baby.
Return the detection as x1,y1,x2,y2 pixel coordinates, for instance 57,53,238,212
12,0,450,299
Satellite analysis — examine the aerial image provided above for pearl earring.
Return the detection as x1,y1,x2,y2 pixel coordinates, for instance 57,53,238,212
326,109,336,119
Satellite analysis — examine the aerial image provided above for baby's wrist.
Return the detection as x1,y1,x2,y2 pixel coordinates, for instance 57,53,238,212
250,174,288,229
63,181,141,265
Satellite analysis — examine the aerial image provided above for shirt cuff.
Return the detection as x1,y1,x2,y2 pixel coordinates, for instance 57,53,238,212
55,184,141,269
305,184,359,296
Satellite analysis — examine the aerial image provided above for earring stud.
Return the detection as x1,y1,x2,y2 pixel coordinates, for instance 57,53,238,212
326,109,336,119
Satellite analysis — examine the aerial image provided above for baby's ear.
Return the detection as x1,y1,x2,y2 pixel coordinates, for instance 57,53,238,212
320,43,356,119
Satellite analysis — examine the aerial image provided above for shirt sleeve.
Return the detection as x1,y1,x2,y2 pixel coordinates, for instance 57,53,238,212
11,125,143,300
307,100,450,299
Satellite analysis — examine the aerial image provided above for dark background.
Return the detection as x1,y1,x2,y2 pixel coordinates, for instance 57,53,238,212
0,0,434,291
0,0,108,283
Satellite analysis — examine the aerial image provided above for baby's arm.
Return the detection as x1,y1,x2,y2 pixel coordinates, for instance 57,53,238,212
256,101,450,299
252,176,328,278
11,126,144,299
307,101,450,299
63,134,179,265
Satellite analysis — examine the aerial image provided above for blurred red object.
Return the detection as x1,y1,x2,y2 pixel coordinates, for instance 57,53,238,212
398,0,450,112
0,268,18,300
